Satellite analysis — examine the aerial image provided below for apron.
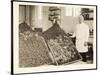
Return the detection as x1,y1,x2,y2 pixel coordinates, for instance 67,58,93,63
75,23,89,52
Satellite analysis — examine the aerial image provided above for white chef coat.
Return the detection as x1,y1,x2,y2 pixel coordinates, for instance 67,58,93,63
75,22,89,52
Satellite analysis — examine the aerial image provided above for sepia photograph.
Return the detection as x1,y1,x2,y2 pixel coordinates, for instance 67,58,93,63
12,0,97,74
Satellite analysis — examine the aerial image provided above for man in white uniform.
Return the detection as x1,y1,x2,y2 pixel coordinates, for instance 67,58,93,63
75,15,89,62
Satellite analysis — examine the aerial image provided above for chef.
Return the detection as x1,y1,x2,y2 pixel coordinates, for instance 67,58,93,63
73,15,89,62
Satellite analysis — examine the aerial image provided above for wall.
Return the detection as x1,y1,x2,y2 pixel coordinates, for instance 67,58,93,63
19,5,53,31
42,6,52,31
61,7,94,33
19,5,25,24
19,5,93,33
61,16,78,33
61,7,79,33
30,6,35,29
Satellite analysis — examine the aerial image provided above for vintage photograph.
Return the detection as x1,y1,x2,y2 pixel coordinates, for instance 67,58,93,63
12,1,97,74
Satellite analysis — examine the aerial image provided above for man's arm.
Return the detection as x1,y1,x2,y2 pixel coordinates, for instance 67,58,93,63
84,25,89,46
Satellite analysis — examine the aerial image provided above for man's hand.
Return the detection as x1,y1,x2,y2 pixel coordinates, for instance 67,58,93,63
84,42,88,46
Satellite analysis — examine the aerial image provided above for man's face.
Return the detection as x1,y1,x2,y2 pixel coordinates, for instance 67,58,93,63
79,15,84,24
